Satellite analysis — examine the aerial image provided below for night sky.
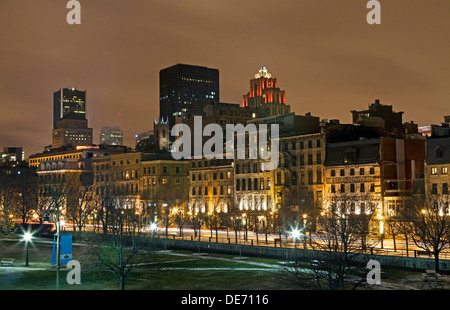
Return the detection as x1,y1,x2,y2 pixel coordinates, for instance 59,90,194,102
1,0,449,157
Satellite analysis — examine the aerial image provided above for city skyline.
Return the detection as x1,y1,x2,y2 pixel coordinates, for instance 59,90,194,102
1,0,450,157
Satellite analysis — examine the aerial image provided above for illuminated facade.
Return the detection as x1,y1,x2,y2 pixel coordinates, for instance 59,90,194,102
189,158,234,214
242,67,290,117
425,125,450,210
280,132,326,213
100,127,123,146
92,151,189,218
324,138,382,217
52,115,93,149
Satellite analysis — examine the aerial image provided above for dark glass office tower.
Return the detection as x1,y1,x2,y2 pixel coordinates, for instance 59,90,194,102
53,88,86,129
159,64,219,130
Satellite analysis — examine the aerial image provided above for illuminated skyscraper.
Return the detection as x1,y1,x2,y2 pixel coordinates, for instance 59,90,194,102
100,127,124,146
51,88,92,149
242,67,290,117
53,88,86,129
159,64,220,130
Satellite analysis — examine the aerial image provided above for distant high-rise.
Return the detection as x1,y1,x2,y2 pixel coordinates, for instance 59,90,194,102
242,67,290,117
100,127,123,146
52,88,92,149
159,64,220,130
53,88,86,129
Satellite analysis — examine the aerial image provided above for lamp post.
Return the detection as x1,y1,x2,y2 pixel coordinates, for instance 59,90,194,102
378,214,384,249
292,228,300,249
23,232,33,267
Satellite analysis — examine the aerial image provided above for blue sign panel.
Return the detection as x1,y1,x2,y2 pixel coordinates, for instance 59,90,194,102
51,234,73,265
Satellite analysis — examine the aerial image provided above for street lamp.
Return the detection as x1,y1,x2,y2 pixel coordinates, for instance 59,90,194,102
150,222,157,238
291,228,300,249
23,232,33,267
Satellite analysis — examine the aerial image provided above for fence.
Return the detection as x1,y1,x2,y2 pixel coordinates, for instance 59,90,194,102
151,230,450,261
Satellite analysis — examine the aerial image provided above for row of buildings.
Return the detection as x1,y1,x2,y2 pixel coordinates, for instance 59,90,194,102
4,64,450,235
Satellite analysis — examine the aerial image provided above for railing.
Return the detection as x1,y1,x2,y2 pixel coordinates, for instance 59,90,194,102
151,231,450,260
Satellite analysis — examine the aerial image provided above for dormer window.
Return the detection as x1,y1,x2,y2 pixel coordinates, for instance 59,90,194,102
344,147,357,164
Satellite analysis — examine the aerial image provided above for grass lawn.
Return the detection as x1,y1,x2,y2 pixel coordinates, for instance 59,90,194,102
1,237,446,291
0,238,291,290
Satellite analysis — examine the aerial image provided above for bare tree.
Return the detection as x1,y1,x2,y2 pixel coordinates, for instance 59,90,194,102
83,233,155,290
401,195,450,273
0,174,18,234
280,192,378,290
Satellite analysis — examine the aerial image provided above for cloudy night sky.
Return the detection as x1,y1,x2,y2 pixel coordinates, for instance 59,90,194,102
1,0,449,157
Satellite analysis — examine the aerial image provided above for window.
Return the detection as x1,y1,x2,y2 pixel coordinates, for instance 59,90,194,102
340,169,345,176
260,178,264,190
299,154,305,166
308,170,313,185
431,167,438,175
360,168,365,175
331,184,336,194
248,178,252,190
370,167,375,175
308,140,313,148
432,183,438,195
370,183,375,192
340,184,345,193
163,166,167,174
317,139,321,148
192,187,196,195
267,178,271,190
308,154,313,165
300,141,304,149
331,170,336,177
350,168,355,176
443,183,449,195
162,178,168,185
236,179,240,191
176,166,180,174
316,168,322,184
204,187,208,195
227,172,231,179
436,148,444,158
236,164,240,174
361,203,366,213
350,183,355,193
360,183,365,192
227,185,231,195
254,178,258,190
442,167,448,175
316,153,322,164
213,187,218,195
277,172,282,185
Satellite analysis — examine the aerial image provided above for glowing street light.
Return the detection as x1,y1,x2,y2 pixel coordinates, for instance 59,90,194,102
292,228,301,249
22,232,33,267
